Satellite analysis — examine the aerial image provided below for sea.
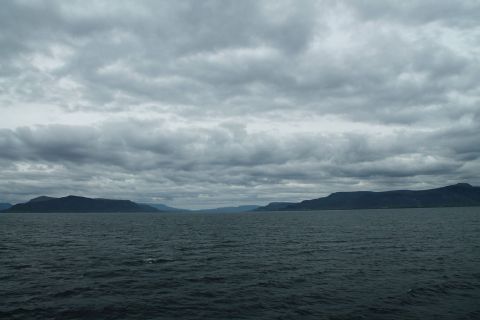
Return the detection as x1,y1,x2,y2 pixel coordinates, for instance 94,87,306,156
1,207,479,320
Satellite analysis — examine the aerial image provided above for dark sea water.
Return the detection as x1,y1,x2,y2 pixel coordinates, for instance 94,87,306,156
1,208,480,320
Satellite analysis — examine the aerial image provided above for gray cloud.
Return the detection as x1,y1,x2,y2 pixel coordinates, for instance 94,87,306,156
349,1,480,27
0,119,478,207
1,0,479,207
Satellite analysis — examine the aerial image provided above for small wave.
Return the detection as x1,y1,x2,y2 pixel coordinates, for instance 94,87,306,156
11,264,32,270
407,280,477,298
51,287,90,298
186,276,226,283
142,257,173,264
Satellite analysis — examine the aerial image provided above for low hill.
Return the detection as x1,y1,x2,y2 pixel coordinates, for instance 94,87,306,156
255,202,295,211
256,183,480,211
146,204,261,213
196,205,260,213
0,203,12,211
146,203,188,212
3,195,160,213
28,196,56,203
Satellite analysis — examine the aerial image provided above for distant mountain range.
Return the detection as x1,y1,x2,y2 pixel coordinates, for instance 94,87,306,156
3,195,159,213
0,203,12,211
195,205,260,213
1,196,260,213
146,203,186,212
256,183,480,211
3,183,479,213
146,204,260,213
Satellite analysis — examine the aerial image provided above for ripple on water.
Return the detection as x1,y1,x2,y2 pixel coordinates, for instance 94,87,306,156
0,208,479,320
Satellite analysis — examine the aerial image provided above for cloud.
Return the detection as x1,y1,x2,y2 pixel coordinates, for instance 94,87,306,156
0,118,478,207
0,0,479,207
348,1,480,27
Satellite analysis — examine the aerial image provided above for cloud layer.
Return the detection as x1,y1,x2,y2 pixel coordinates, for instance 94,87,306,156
1,1,479,207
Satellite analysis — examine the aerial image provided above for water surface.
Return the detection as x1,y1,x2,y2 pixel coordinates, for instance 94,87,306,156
1,208,479,319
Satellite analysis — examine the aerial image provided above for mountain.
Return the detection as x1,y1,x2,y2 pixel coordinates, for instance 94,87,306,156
0,203,12,211
146,204,260,213
28,196,56,203
3,195,160,213
146,203,188,212
196,205,260,213
256,183,480,211
255,202,294,211
204,205,260,213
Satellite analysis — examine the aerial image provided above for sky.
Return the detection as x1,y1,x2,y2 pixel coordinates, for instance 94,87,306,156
1,0,479,209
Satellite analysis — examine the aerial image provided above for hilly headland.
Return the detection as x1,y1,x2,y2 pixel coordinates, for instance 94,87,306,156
3,195,159,213
256,183,480,211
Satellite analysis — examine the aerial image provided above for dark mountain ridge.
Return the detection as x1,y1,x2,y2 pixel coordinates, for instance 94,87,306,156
3,195,159,213
256,183,480,211
145,203,188,212
28,196,56,203
256,202,295,211
0,203,12,211
195,205,260,213
146,204,261,213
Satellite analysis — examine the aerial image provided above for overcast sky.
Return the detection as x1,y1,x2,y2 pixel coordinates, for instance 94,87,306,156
1,0,479,208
